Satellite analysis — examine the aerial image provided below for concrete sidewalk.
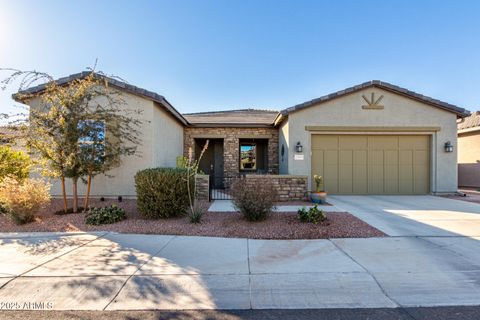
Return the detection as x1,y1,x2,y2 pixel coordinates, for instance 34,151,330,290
1,232,480,310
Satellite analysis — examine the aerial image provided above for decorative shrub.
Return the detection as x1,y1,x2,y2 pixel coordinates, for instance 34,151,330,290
135,168,193,219
298,205,327,224
0,147,31,182
231,178,277,221
188,202,206,224
85,205,126,225
0,177,50,225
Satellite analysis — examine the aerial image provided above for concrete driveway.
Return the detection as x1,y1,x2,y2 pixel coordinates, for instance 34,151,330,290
328,195,480,237
1,231,480,310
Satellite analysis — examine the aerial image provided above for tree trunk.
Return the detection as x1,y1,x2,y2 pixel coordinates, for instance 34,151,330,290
72,178,78,213
83,174,92,211
60,175,68,213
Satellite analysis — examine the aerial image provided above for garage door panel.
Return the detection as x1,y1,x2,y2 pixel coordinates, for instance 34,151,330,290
325,150,338,165
384,165,399,181
353,150,367,165
370,136,399,149
312,136,338,149
399,150,413,165
339,136,367,149
369,179,384,194
385,150,398,165
400,136,428,150
414,150,429,165
399,179,414,193
399,165,413,178
339,150,353,165
370,150,384,165
311,135,430,195
339,179,353,194
414,179,429,194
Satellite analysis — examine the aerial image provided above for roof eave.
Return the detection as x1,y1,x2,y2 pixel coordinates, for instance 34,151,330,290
280,81,470,119
188,123,275,128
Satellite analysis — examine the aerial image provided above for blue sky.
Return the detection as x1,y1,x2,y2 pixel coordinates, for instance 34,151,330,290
1,0,479,117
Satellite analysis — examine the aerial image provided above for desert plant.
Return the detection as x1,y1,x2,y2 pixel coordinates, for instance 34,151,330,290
298,205,327,224
85,205,126,225
0,177,50,224
313,175,324,192
184,140,209,219
231,178,277,221
135,168,194,219
0,146,31,182
188,202,206,224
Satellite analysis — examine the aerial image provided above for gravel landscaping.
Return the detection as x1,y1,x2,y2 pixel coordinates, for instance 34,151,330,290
0,198,386,239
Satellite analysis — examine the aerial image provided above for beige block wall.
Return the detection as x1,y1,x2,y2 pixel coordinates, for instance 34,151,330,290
284,87,458,193
28,90,184,197
458,131,480,188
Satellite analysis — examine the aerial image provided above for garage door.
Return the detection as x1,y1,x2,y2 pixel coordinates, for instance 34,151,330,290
311,135,430,194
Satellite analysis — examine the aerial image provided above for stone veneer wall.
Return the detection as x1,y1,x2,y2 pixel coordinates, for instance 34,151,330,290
184,127,279,177
195,174,210,201
241,175,308,201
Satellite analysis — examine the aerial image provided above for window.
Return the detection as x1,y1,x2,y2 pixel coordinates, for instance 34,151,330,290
240,143,256,170
78,120,105,144
78,120,106,164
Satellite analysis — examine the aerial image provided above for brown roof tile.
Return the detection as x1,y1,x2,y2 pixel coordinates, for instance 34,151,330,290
458,111,480,131
184,109,279,127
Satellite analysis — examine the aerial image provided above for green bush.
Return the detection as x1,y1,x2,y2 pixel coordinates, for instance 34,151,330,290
85,205,126,225
298,205,327,224
135,168,193,219
0,146,31,182
231,178,277,221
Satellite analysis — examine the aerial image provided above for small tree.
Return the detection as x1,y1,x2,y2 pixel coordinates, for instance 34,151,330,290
1,67,142,213
184,140,209,219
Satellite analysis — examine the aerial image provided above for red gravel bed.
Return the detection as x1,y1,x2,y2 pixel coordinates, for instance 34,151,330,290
0,199,386,239
274,200,332,206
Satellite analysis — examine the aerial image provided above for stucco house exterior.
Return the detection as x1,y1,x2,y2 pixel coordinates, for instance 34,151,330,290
458,112,480,188
16,73,468,198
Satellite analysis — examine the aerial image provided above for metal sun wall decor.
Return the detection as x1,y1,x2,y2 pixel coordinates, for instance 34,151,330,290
362,92,384,109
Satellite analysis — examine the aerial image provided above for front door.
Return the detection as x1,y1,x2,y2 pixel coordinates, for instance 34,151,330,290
195,139,224,188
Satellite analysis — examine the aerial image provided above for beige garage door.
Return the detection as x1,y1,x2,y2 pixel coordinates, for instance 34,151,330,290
311,135,430,194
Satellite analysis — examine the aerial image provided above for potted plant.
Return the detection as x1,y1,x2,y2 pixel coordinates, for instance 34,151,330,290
310,174,327,204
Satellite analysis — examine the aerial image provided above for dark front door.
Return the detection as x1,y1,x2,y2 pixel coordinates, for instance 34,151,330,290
195,138,224,188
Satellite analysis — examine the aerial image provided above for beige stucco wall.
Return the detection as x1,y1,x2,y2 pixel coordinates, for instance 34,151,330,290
283,87,458,193
152,101,184,167
27,90,184,197
458,130,480,188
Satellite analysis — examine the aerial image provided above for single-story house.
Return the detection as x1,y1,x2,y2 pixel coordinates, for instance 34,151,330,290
458,112,480,188
15,73,469,199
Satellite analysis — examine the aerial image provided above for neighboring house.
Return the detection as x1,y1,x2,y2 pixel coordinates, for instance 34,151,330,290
457,112,480,188
15,73,469,197
0,126,20,145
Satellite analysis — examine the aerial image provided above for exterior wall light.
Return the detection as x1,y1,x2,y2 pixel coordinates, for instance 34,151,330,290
295,141,303,153
444,141,454,153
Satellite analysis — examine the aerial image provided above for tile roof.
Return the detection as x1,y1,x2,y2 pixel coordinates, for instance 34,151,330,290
280,80,469,119
0,126,20,143
184,108,279,127
13,72,188,126
458,111,480,131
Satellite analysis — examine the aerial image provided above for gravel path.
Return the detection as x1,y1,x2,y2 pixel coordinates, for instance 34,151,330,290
0,199,386,239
